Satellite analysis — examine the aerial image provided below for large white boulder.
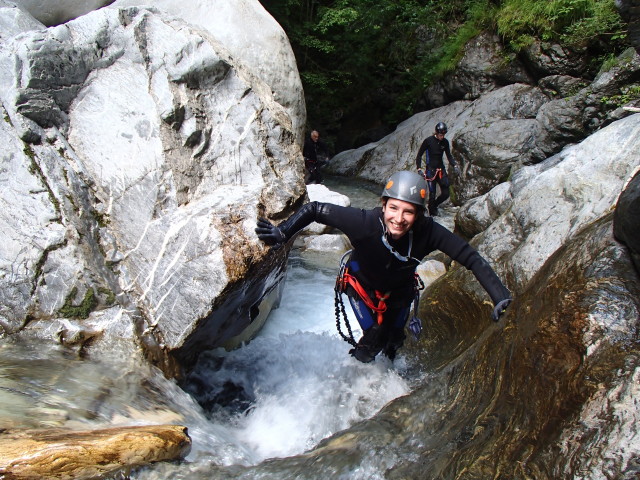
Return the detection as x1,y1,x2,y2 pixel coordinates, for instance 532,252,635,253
0,4,305,368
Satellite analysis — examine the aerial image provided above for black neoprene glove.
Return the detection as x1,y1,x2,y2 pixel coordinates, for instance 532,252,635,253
255,217,286,247
491,298,512,322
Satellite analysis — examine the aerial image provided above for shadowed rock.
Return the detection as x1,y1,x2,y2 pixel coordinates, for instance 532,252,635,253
614,169,640,272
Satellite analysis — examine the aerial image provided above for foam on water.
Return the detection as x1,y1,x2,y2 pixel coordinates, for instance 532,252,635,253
182,254,411,465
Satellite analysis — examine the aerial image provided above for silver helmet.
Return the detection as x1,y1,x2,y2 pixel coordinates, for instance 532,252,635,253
435,122,447,134
381,171,427,207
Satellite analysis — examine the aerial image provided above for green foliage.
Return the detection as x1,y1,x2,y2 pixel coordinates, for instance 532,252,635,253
601,84,640,107
600,52,619,72
316,5,359,33
259,0,629,149
429,2,495,78
496,0,625,49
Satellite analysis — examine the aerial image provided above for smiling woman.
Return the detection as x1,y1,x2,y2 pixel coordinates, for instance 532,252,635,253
255,170,512,364
380,170,425,239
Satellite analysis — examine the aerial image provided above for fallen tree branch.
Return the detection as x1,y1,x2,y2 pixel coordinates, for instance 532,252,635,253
0,424,191,479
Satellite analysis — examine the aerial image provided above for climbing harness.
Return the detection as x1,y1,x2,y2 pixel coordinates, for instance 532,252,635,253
420,150,442,182
334,250,390,346
334,250,358,347
334,250,426,346
424,168,442,182
408,273,425,340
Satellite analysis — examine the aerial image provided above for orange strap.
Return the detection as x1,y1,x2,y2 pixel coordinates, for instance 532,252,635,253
340,271,390,325
425,168,442,182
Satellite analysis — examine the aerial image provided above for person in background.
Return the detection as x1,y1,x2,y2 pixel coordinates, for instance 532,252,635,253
303,129,329,184
415,122,461,216
255,170,512,363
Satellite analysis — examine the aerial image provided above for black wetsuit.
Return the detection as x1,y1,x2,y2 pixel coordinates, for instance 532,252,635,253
415,135,457,214
303,136,329,184
278,201,511,361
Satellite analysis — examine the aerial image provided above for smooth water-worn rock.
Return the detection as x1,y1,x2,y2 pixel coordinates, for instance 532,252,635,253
325,100,470,182
172,160,640,479
392,215,640,480
141,213,639,480
463,113,640,292
0,4,305,371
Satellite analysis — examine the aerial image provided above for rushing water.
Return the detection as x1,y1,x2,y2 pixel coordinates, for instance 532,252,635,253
0,176,421,478
4,176,637,479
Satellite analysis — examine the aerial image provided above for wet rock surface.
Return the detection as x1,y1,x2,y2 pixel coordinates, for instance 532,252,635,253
205,216,639,480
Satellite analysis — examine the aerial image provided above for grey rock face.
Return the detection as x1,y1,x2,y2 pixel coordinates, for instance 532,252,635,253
328,48,640,205
521,40,592,78
0,5,305,370
466,113,640,291
452,83,550,201
110,0,307,145
0,0,44,41
534,47,640,160
425,32,534,108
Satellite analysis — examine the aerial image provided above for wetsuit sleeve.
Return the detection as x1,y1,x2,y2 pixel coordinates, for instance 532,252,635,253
416,139,428,170
427,222,511,305
276,202,365,242
443,139,456,167
466,255,511,304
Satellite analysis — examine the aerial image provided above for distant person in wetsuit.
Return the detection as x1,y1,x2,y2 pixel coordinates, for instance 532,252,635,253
255,170,512,363
415,122,461,216
303,130,329,184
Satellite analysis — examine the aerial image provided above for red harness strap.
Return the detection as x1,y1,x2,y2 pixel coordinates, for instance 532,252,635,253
340,270,390,325
425,168,442,182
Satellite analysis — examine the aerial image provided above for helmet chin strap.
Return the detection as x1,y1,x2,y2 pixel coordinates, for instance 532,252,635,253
379,218,418,263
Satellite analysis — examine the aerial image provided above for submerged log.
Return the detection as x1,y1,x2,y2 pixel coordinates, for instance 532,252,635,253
0,424,191,479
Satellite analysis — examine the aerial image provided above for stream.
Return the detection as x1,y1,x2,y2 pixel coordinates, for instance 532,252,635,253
1,176,428,478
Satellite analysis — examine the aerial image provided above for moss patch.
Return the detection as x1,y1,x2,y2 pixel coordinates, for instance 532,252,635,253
58,287,98,319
